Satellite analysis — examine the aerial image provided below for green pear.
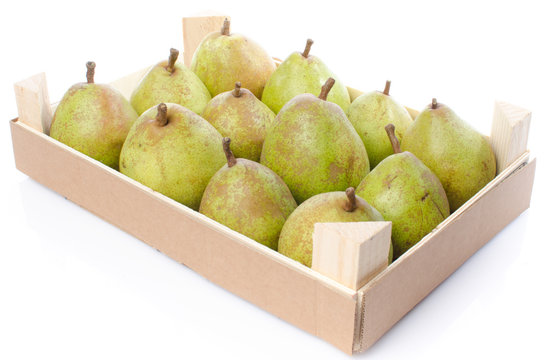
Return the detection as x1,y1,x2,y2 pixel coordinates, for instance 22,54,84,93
201,82,275,162
191,18,275,99
401,99,496,211
130,48,211,115
50,62,138,169
278,188,384,267
348,81,413,168
262,39,351,114
356,124,450,259
199,138,297,250
119,103,225,210
260,78,370,203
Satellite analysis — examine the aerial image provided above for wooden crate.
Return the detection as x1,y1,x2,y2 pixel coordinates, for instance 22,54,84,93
10,15,535,355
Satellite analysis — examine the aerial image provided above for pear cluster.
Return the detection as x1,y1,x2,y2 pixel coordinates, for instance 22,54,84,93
49,18,496,267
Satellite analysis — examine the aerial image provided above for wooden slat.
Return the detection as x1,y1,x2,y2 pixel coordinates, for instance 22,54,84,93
13,73,52,134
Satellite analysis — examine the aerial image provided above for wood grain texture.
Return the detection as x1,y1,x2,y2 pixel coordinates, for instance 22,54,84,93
13,73,52,135
490,101,531,174
312,222,392,290
182,14,229,67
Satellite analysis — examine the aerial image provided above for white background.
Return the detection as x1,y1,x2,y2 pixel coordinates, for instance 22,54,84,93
1,1,546,359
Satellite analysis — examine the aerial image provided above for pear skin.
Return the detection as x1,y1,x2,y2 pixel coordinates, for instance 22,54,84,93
348,81,412,168
262,39,351,114
50,62,138,170
130,48,211,115
260,78,369,204
201,82,275,161
191,19,275,98
200,138,297,250
278,188,384,267
401,99,496,211
119,103,225,210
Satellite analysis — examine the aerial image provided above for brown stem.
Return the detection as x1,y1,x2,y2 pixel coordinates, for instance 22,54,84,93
302,39,313,58
383,80,391,96
318,78,335,100
156,103,168,126
343,187,358,212
222,137,237,167
384,123,401,154
167,48,179,73
221,18,230,35
232,82,242,97
86,61,96,84
431,98,438,109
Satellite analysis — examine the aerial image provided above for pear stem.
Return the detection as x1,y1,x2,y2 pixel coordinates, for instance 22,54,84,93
156,103,168,127
318,78,335,101
223,137,237,167
86,61,96,84
221,18,230,35
383,80,391,96
384,124,401,154
302,39,314,58
432,98,438,109
343,187,358,212
167,48,179,73
232,82,242,97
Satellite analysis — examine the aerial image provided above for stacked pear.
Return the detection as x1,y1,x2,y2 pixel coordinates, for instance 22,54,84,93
50,62,138,169
356,124,450,259
199,138,297,250
201,82,275,161
119,103,225,210
348,81,413,168
191,18,275,98
260,78,370,203
130,48,211,115
401,99,496,211
262,39,351,113
278,188,384,267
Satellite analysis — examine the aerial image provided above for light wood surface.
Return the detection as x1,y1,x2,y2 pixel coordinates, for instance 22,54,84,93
13,73,52,134
312,222,392,290
182,14,229,67
490,101,532,174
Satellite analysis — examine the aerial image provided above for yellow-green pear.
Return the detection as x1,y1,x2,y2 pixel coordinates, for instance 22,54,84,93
348,81,413,168
119,103,225,210
201,82,275,161
356,124,450,259
401,99,496,212
191,18,275,99
260,78,370,203
262,39,351,114
130,48,211,115
278,188,384,267
200,138,297,250
50,62,138,169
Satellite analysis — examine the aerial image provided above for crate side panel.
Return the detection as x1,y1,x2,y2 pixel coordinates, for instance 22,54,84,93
10,120,357,354
359,159,536,350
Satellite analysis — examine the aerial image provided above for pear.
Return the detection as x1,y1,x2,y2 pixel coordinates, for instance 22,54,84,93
119,103,225,210
199,138,297,250
347,81,413,168
260,78,370,203
278,188,384,267
50,62,138,169
401,99,496,211
262,39,351,114
201,82,275,161
130,48,211,115
356,124,450,259
191,18,275,98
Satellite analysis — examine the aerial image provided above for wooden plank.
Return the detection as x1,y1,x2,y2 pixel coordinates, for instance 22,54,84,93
182,14,228,67
13,73,52,134
490,101,531,174
312,222,392,290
